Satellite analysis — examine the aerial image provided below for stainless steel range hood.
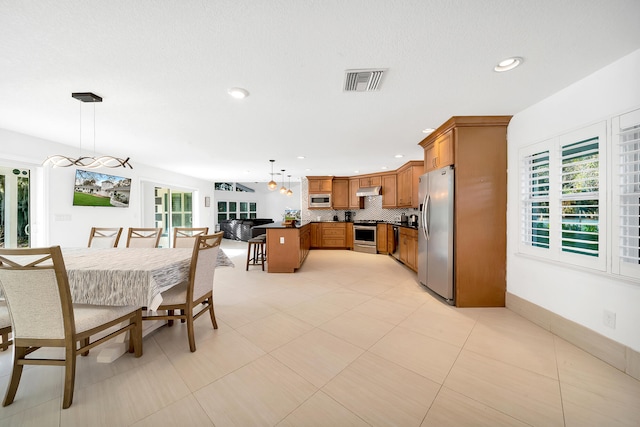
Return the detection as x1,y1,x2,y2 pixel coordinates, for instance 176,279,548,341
356,186,381,197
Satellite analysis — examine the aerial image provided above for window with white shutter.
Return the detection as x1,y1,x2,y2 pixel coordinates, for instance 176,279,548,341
521,149,550,250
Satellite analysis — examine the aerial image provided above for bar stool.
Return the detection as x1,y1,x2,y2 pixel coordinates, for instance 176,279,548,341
246,234,266,271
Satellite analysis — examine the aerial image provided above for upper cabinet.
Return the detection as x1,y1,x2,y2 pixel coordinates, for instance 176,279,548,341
423,129,454,172
349,178,364,209
359,175,381,187
332,178,349,209
396,161,424,208
308,177,333,193
381,173,397,208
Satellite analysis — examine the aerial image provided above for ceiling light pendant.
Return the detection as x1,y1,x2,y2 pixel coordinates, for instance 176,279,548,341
228,87,249,99
279,169,287,194
267,160,277,190
286,175,293,197
43,92,132,169
494,57,523,72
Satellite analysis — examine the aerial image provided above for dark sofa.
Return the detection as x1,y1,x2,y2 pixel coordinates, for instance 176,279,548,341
219,218,274,241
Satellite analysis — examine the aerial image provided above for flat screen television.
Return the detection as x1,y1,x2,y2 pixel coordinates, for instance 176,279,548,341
73,169,131,207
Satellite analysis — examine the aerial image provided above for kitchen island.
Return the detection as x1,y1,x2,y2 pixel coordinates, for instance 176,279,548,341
252,222,311,273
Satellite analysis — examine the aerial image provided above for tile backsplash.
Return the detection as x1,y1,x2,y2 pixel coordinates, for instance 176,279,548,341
300,178,418,222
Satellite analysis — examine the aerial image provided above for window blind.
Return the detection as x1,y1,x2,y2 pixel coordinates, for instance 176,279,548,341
619,124,640,265
560,137,599,257
522,150,550,249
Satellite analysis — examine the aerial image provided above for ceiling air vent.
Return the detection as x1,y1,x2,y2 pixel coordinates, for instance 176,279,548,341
344,69,387,92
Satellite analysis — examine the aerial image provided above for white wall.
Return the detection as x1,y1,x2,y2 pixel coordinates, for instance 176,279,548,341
507,49,640,351
0,129,216,247
213,181,301,225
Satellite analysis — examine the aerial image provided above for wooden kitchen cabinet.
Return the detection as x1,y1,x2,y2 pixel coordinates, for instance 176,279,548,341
424,129,454,172
396,160,424,208
320,222,347,248
398,227,417,272
359,175,381,187
387,224,395,254
419,116,512,307
307,177,333,193
332,178,349,209
376,223,388,254
349,178,364,209
381,173,397,208
310,222,321,248
346,222,353,249
299,224,311,266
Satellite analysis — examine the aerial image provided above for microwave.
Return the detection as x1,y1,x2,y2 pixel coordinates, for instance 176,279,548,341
309,193,332,208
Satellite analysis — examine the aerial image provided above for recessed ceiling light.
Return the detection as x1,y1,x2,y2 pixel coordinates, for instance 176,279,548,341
394,154,404,158
297,156,305,159
422,128,435,134
354,170,359,173
228,87,249,99
381,166,387,170
494,57,523,72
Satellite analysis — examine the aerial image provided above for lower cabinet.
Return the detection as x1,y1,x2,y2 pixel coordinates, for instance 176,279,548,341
310,222,348,249
398,227,418,272
376,223,388,254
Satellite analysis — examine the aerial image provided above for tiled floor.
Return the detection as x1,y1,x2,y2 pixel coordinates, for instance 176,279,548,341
1,239,639,426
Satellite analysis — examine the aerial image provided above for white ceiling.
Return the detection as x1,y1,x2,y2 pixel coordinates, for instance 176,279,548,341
1,0,639,184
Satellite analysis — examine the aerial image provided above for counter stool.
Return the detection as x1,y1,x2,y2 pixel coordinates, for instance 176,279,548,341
246,234,266,271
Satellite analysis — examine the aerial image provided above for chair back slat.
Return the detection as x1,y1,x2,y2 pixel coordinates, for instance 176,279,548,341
126,228,162,248
0,247,73,340
88,227,123,248
189,232,223,301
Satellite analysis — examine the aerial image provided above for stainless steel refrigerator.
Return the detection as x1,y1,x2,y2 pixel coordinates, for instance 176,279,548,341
418,166,455,304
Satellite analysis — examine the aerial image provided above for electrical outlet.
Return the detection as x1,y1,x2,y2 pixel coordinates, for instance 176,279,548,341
603,310,616,329
279,237,285,244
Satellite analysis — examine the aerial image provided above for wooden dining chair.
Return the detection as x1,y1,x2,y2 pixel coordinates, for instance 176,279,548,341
0,302,12,351
87,227,123,248
126,227,162,248
172,227,209,248
0,246,143,409
143,232,223,352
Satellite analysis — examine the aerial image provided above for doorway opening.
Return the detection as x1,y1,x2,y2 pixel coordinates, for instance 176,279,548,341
0,166,30,248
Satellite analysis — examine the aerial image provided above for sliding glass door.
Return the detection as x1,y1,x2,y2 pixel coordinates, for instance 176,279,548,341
0,166,30,248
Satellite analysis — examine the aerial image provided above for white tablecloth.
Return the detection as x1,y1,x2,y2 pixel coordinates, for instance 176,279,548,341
62,247,193,310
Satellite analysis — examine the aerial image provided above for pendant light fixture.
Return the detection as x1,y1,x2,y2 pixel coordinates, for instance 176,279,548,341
286,175,293,196
43,92,132,169
267,160,277,190
279,170,287,194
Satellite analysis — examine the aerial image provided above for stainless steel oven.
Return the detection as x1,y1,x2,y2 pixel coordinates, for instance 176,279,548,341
353,222,377,254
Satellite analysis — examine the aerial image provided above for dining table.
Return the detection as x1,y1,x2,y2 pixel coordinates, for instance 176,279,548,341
61,247,195,362
62,247,194,311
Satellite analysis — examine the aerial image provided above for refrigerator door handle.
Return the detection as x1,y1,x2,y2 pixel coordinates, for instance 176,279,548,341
423,194,431,240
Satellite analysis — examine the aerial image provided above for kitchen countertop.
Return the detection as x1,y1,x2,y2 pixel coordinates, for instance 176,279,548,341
252,220,419,230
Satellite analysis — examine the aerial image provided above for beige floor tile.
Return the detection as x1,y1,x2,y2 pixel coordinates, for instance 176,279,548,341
323,351,440,426
276,391,369,427
0,397,61,427
130,395,214,427
351,296,419,325
464,316,558,379
313,288,373,310
215,298,279,329
422,386,529,427
236,312,314,352
444,349,564,426
60,356,191,426
0,365,62,419
194,355,317,426
398,304,476,347
271,329,364,388
369,326,461,384
555,337,640,427
250,287,316,311
284,298,351,327
319,309,396,349
164,329,265,391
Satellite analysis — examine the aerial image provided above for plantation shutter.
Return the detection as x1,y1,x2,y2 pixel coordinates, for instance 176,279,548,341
618,123,640,266
522,150,550,249
560,137,600,257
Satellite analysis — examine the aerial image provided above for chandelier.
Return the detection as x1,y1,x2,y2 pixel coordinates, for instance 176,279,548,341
43,92,132,169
